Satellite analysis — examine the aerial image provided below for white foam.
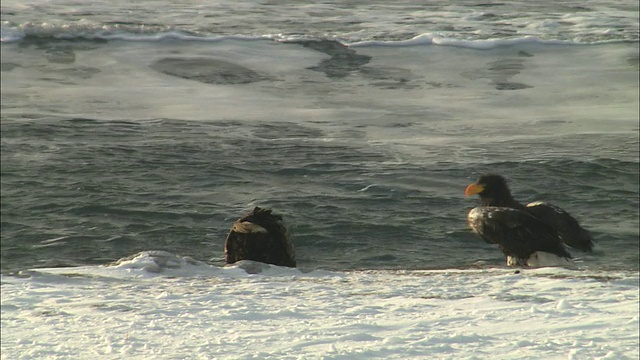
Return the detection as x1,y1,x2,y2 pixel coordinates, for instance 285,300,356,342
348,33,579,49
1,251,638,359
1,23,630,47
2,0,637,45
98,32,268,43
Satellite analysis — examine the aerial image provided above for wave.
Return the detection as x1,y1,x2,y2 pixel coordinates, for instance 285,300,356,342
2,24,636,49
349,34,585,49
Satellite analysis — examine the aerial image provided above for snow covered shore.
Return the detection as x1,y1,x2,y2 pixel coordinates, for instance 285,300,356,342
2,251,638,359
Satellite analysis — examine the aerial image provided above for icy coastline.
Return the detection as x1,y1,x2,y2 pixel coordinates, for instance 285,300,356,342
2,251,638,359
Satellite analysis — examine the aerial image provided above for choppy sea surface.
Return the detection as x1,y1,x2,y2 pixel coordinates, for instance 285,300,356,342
1,0,639,274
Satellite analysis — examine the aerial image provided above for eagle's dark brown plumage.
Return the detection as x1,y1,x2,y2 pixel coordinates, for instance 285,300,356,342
224,207,296,267
465,174,593,266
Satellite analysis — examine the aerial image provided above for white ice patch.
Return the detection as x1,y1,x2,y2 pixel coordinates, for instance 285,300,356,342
507,252,576,269
29,251,308,279
525,251,576,269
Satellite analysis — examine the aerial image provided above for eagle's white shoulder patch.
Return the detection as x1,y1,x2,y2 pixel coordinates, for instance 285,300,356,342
526,201,546,207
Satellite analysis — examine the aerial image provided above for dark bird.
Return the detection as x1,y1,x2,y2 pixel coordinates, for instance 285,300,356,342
465,174,593,267
224,207,296,267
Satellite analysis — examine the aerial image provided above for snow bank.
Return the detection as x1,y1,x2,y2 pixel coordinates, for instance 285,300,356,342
1,251,638,359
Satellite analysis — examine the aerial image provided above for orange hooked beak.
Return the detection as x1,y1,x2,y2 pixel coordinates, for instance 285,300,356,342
465,183,484,197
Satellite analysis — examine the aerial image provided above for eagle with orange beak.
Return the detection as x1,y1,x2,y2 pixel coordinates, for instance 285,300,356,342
465,174,593,267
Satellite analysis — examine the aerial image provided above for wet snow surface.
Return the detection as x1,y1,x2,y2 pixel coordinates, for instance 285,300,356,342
2,251,638,359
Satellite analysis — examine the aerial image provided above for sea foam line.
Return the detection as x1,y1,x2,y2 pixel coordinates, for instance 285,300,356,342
2,24,633,48
347,33,574,49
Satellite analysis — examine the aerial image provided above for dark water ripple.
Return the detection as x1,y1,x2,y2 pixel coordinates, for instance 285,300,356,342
1,118,638,272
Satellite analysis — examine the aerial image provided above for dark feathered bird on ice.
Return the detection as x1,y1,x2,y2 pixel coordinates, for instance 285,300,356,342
224,207,296,267
465,174,593,267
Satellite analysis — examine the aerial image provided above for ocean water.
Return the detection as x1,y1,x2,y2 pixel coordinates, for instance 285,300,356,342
1,0,639,273
1,2,639,357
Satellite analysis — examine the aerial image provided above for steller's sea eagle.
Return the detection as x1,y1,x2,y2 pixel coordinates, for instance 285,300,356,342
224,207,296,267
465,174,593,267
